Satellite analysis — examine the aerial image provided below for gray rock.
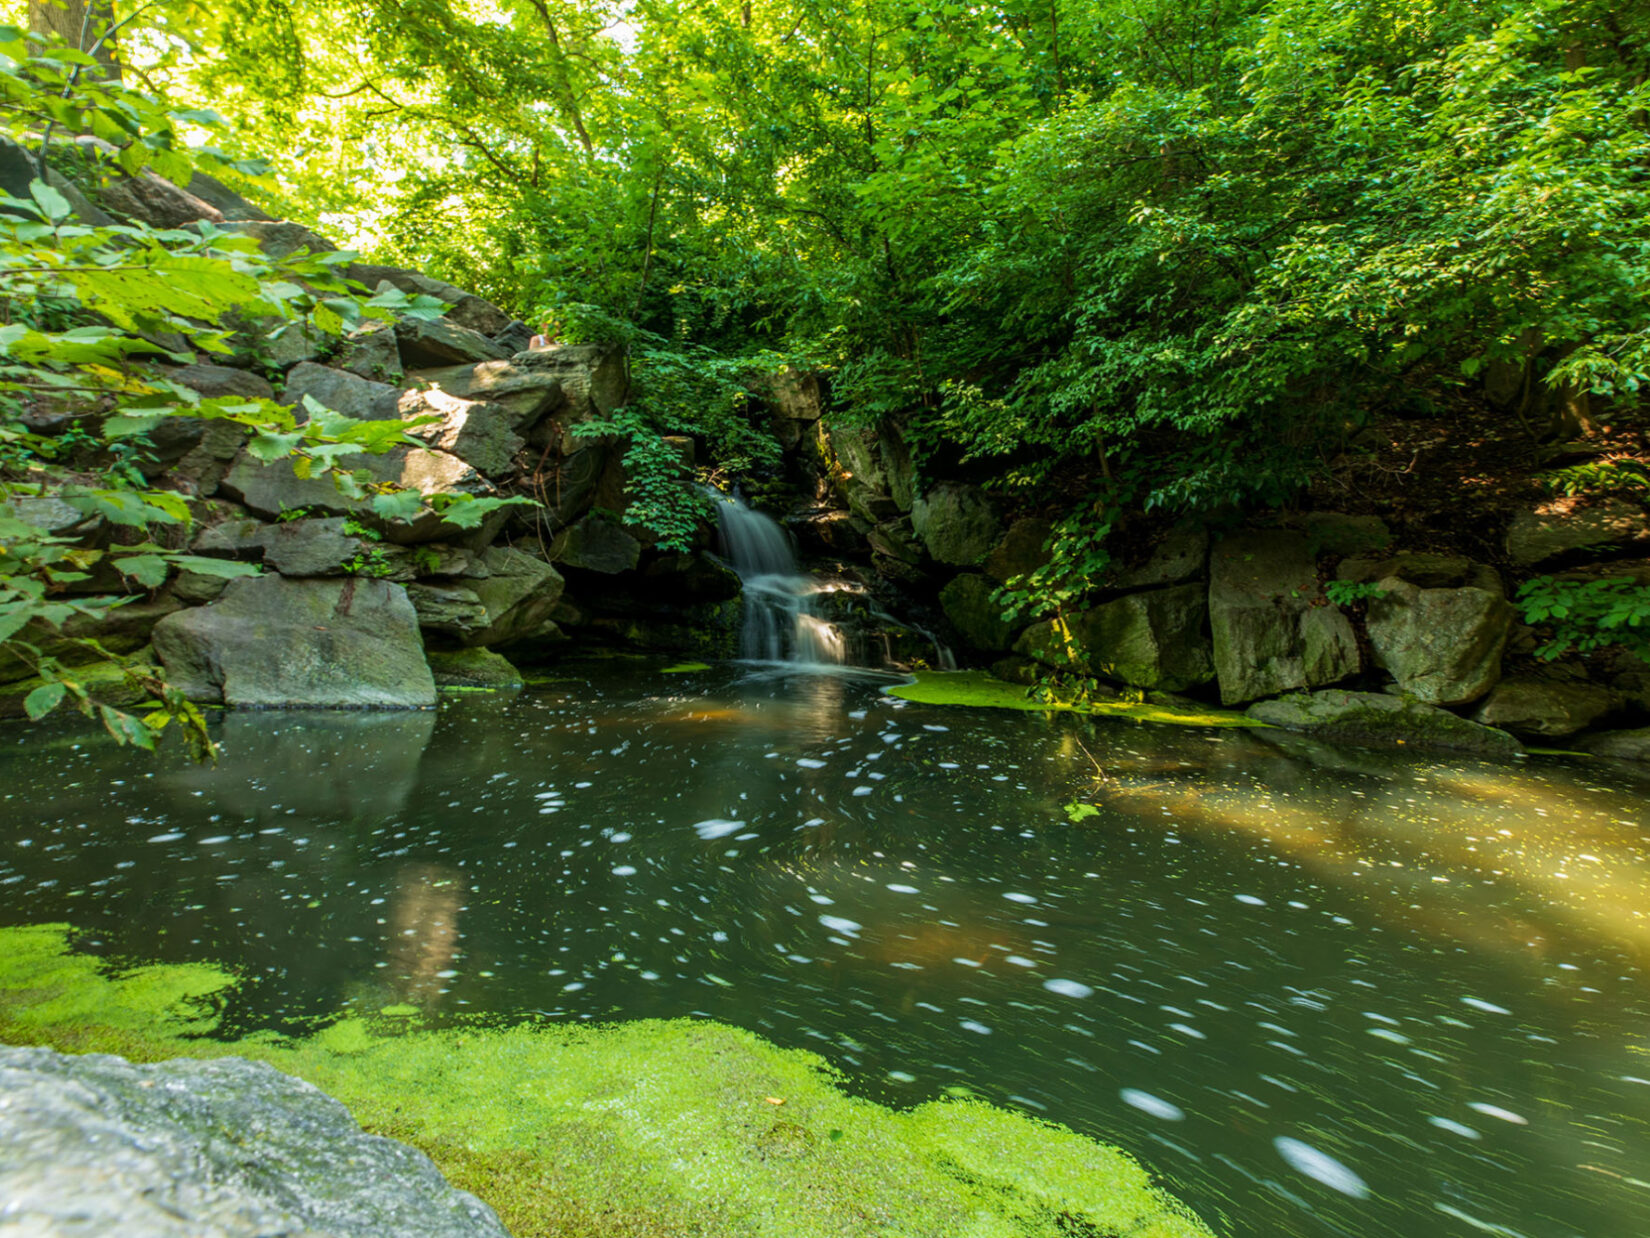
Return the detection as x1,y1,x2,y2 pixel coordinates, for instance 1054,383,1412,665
492,319,535,354
1338,551,1502,593
408,583,491,634
2,493,94,536
466,548,567,646
220,444,496,543
983,517,1053,584
0,1045,506,1238
336,320,405,384
939,573,1017,652
427,647,524,690
1577,727,1650,763
554,514,642,574
1015,583,1213,691
867,518,923,566
165,363,275,402
345,264,512,337
145,369,269,488
217,219,336,259
407,360,567,425
396,386,528,478
261,517,372,577
1473,676,1614,737
1112,525,1209,591
911,482,1000,567
1303,511,1391,557
1208,531,1360,704
153,575,436,707
1248,689,1524,758
283,361,401,422
93,169,232,229
1366,578,1512,704
514,345,629,450
396,317,510,369
1505,497,1650,566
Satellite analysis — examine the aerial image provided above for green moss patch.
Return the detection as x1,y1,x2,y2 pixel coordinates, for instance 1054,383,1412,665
0,924,1212,1238
660,661,714,673
887,670,1259,728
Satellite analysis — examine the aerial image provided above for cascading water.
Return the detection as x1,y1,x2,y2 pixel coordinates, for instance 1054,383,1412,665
710,492,848,666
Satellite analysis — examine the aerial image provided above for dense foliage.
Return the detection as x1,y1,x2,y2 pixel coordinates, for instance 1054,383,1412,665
5,0,1649,654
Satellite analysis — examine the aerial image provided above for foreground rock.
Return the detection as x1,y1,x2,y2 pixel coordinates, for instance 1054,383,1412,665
1473,676,1613,738
153,575,437,708
1208,531,1358,704
0,1045,507,1238
1015,584,1213,691
1248,690,1524,758
1578,727,1650,763
1365,576,1511,704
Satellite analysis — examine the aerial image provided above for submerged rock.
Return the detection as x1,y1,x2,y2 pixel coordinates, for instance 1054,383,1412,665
153,575,436,708
427,647,524,689
0,1045,508,1238
1247,690,1523,758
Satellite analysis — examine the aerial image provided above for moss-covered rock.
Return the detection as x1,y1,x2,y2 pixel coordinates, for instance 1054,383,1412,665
886,669,1258,727
1014,584,1213,692
1247,688,1523,757
0,924,1213,1238
426,648,523,690
939,573,1018,651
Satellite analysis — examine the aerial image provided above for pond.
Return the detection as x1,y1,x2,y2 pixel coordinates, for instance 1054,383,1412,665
3,661,1649,1238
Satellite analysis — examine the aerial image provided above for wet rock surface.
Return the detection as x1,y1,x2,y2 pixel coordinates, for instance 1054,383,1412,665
0,1044,508,1238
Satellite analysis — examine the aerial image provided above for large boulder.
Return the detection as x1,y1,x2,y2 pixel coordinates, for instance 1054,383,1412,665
1337,552,1500,592
0,1045,507,1238
346,263,512,337
406,360,568,424
152,575,436,707
334,320,405,384
939,573,1017,652
1505,497,1650,566
911,482,1000,567
553,514,643,574
1366,577,1512,704
983,517,1053,584
427,647,524,690
395,317,510,369
1110,525,1208,591
283,361,401,421
1302,512,1391,557
1207,531,1359,704
1472,676,1613,737
765,367,824,451
425,547,565,647
1248,690,1523,758
1015,583,1213,691
396,386,528,478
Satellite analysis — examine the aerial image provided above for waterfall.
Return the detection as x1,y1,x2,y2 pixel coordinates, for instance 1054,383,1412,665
710,492,847,666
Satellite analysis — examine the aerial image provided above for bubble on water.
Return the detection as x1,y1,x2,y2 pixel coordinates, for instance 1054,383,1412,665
852,786,874,797
888,1070,916,1082
1274,1137,1370,1198
887,884,919,894
1044,979,1093,998
797,758,827,769
819,915,862,937
613,866,638,876
960,1019,992,1034
1003,892,1037,904
1235,894,1266,906
1460,997,1512,1015
1467,1102,1528,1125
693,819,745,840
1120,1089,1185,1121
1427,1117,1481,1140
922,725,949,732
147,833,184,844
198,836,231,845
609,832,632,843
1006,955,1037,968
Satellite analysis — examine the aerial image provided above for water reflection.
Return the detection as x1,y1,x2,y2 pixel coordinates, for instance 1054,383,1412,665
2,664,1649,1238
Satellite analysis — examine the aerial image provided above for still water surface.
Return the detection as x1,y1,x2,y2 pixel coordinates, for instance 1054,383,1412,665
3,663,1650,1238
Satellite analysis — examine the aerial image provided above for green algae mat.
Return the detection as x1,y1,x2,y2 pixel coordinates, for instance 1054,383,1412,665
0,924,1214,1238
886,670,1260,728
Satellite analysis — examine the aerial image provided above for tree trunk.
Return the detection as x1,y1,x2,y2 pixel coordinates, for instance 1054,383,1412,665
28,0,121,79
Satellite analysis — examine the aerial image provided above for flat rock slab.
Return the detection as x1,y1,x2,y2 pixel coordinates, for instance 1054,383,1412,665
1579,727,1650,763
1248,689,1523,758
1473,676,1614,738
0,1044,507,1238
153,575,436,708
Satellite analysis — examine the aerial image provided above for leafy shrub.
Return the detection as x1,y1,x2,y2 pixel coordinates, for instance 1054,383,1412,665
1515,576,1650,661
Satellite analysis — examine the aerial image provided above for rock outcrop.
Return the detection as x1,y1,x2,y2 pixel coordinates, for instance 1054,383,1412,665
1016,583,1213,692
1248,690,1524,758
0,1045,508,1238
1472,676,1614,738
1366,576,1511,704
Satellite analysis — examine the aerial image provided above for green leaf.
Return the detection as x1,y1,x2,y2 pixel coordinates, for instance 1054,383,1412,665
28,179,73,224
23,682,65,720
166,555,261,580
1063,801,1101,823
113,554,171,588
369,489,425,522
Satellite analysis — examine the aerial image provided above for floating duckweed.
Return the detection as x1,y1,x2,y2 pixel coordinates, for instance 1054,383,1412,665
661,661,714,673
0,925,1214,1238
887,670,1259,728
